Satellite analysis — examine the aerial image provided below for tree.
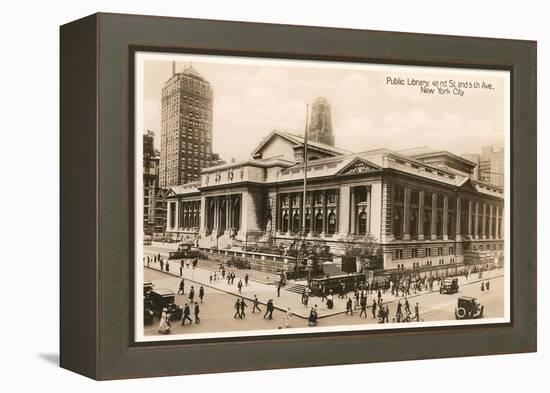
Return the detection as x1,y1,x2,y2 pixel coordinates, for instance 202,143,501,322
342,234,383,271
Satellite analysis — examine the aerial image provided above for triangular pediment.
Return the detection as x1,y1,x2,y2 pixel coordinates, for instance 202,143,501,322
337,158,382,176
458,177,478,192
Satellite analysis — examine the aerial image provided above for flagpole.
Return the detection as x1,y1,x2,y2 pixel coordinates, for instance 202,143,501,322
302,104,309,238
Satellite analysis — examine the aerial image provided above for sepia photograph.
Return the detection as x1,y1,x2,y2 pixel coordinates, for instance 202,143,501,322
134,51,510,342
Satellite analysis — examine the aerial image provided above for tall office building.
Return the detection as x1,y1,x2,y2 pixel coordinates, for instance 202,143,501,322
143,130,160,234
479,145,504,188
159,63,215,187
308,97,335,146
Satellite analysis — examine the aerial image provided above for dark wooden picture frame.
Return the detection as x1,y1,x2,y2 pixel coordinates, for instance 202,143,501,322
60,13,536,380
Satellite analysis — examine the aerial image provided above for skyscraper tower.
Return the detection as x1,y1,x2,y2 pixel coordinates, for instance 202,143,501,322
308,97,334,146
159,62,214,187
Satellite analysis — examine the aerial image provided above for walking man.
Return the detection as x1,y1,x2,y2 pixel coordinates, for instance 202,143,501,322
181,303,192,325
209,272,213,283
234,299,242,318
237,279,243,294
239,298,248,318
372,299,377,319
285,307,293,328
199,286,204,303
189,285,195,303
404,298,411,315
194,302,200,324
277,281,282,297
414,302,420,322
244,273,249,286
177,279,185,295
346,297,353,315
360,296,367,318
264,299,274,319
252,295,261,313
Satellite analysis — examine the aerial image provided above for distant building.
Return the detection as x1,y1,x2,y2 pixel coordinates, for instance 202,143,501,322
460,153,481,181
479,145,504,188
308,97,335,146
159,63,219,187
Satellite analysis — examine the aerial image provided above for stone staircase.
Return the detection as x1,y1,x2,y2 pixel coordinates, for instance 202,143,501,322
284,282,309,294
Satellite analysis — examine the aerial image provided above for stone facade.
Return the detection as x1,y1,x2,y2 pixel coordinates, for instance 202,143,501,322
165,130,505,275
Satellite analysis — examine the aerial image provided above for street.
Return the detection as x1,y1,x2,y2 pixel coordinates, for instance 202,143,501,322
143,245,505,336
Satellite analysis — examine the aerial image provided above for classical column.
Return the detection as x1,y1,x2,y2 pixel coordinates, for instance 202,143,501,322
335,190,340,234
455,198,462,241
174,201,180,231
431,193,437,240
402,187,411,240
418,190,425,240
200,196,207,233
495,205,500,239
482,203,487,240
474,202,479,240
499,205,504,239
321,191,327,235
442,195,449,241
488,204,494,239
213,197,219,231
298,194,303,234
350,188,356,235
467,200,473,238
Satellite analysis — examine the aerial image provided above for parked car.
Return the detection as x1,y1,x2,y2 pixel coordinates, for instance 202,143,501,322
439,278,459,294
143,280,154,296
149,288,182,321
455,296,484,319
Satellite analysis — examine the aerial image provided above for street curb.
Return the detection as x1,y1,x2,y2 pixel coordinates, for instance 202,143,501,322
144,265,316,319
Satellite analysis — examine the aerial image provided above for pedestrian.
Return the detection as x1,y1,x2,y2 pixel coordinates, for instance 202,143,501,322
231,272,235,285
159,259,164,271
179,265,183,276
326,292,334,309
181,303,192,325
147,257,150,268
244,273,249,286
189,285,195,302
222,268,226,279
414,302,420,322
165,261,170,272
372,299,377,319
486,281,490,291
385,305,390,323
285,307,293,328
264,299,274,319
301,288,307,304
214,271,218,281
360,296,367,318
199,286,204,303
346,297,353,315
209,272,213,283
252,295,261,313
158,307,171,334
321,285,327,302
277,281,282,297
239,298,248,318
308,305,318,327
404,298,411,315
177,279,185,295
194,302,200,324
234,299,242,318
377,289,382,303
481,282,485,292
237,279,243,293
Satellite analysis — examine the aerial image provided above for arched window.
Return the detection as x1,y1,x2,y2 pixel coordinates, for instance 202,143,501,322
423,210,431,236
282,213,289,233
436,212,443,239
315,213,323,234
410,210,418,239
293,213,301,234
393,209,402,239
327,212,336,234
305,213,311,234
358,211,367,235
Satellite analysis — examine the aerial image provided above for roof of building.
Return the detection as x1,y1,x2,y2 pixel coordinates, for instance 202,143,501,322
250,129,352,159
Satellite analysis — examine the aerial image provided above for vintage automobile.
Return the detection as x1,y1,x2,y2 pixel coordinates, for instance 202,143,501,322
143,235,153,245
149,288,183,321
439,278,459,294
143,280,154,296
455,296,484,319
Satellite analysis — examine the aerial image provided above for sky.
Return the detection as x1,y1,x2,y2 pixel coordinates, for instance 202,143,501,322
139,53,507,162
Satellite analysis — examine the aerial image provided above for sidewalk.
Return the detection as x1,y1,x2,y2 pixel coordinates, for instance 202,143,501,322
143,259,348,319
